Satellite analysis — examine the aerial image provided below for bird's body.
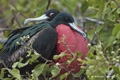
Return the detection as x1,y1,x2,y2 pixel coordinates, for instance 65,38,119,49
0,9,89,79
0,9,60,69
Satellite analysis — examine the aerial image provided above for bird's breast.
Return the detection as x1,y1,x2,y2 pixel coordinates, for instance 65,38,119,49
55,24,89,75
56,24,89,59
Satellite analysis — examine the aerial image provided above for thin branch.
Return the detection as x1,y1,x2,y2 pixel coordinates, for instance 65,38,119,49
75,17,104,25
19,12,27,18
12,10,22,28
0,28,15,31
85,17,104,24
46,0,51,10
5,17,14,28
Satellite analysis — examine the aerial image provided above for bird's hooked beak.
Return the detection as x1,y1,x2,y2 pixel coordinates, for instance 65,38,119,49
24,14,49,25
68,23,87,40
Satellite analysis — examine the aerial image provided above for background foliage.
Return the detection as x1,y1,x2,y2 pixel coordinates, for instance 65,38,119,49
0,0,120,80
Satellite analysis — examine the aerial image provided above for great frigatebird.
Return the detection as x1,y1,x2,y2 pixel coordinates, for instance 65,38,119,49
0,9,89,79
25,11,89,78
0,9,60,74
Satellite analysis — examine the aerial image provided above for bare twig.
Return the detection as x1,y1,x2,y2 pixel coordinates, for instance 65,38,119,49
85,17,104,24
19,12,27,18
46,0,51,10
12,10,22,28
5,17,14,28
0,28,15,31
75,17,104,25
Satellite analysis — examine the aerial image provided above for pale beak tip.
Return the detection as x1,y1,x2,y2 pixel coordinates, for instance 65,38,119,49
24,19,28,25
83,34,87,40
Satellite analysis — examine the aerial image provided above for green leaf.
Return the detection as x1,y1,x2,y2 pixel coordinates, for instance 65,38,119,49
41,64,49,76
18,61,29,68
66,60,72,65
110,1,117,9
113,66,120,74
99,65,109,74
99,29,112,42
112,23,120,35
77,58,87,64
116,31,120,39
8,69,21,79
1,78,12,80
117,8,120,14
53,52,67,60
50,65,61,79
73,68,85,77
12,62,19,68
102,1,110,20
96,25,106,33
107,36,116,45
60,72,69,80
81,1,88,13
32,63,46,78
28,54,39,63
88,0,95,6
98,0,105,10
0,68,5,78
76,51,82,58
27,51,32,57
87,30,95,41
35,0,48,17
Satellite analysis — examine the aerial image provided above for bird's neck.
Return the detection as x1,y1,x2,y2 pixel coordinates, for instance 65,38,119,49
49,21,58,28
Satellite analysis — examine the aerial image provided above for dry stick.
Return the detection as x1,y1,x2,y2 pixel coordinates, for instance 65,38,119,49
46,0,51,10
19,12,27,18
12,10,22,28
85,17,104,24
0,28,15,31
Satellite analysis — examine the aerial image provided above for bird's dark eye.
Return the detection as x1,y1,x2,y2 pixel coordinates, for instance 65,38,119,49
64,17,70,22
50,13,54,17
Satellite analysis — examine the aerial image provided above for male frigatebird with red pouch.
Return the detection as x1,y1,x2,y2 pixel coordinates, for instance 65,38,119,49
0,9,89,79
25,11,89,79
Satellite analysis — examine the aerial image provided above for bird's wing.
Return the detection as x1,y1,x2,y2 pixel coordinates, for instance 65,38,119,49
0,25,32,52
0,23,47,58
0,22,57,67
32,27,58,61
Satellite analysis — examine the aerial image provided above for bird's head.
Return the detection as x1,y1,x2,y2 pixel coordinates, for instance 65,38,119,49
24,9,60,25
50,12,87,40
